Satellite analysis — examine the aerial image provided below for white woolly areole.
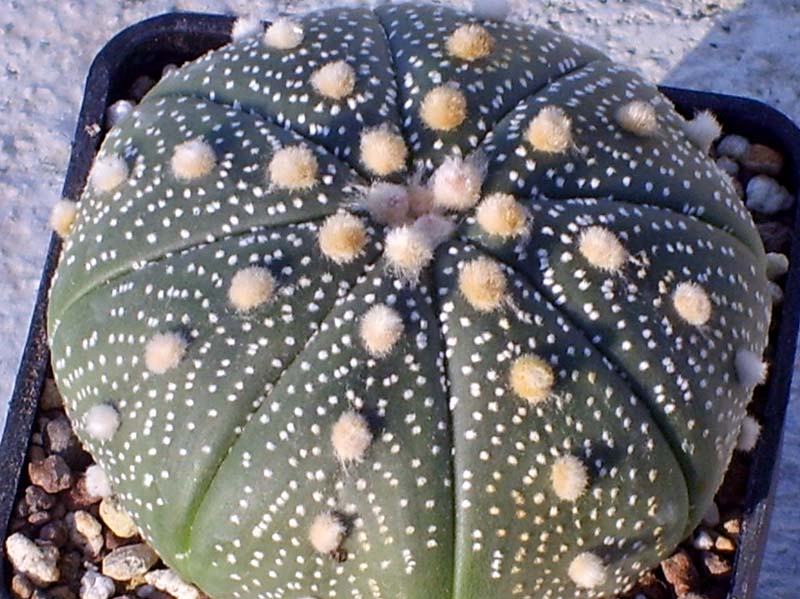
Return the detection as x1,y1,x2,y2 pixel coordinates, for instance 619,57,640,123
472,0,511,20
318,213,368,264
384,225,434,281
309,512,346,554
446,24,494,61
263,17,304,50
84,464,113,498
551,455,589,502
412,213,456,247
228,267,275,312
231,14,262,41
311,60,356,100
360,125,408,176
360,304,404,358
50,199,78,238
171,138,216,181
144,332,187,375
737,415,762,452
735,348,767,388
672,281,712,326
568,552,607,589
615,100,659,136
362,182,410,226
475,193,527,238
578,225,628,272
84,404,120,442
509,354,554,404
89,154,128,193
268,145,318,190
683,110,722,154
431,154,485,211
331,411,372,462
459,256,507,312
526,105,573,153
420,85,467,131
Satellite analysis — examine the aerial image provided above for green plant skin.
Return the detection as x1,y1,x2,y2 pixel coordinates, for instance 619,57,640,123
48,3,769,599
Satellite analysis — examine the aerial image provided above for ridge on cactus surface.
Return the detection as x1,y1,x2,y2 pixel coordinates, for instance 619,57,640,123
46,3,771,599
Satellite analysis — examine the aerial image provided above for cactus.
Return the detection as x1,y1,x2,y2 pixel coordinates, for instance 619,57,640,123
47,3,771,599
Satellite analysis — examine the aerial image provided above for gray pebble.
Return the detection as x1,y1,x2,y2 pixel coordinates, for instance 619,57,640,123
102,544,159,581
746,175,795,215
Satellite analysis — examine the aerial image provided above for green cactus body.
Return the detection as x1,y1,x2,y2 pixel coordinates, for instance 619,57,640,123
47,3,770,599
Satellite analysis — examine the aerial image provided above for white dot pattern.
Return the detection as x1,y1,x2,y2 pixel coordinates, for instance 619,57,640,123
46,4,770,599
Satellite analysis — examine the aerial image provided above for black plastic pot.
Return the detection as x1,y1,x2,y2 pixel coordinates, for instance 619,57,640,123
1,12,798,599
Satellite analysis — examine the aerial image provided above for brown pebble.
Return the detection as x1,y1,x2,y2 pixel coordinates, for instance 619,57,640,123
26,486,56,513
57,550,84,587
39,379,64,411
661,549,700,596
28,456,74,494
757,221,793,254
27,510,52,526
65,476,101,510
67,510,104,560
722,517,741,538
104,529,135,551
46,417,76,455
102,544,159,581
11,574,35,599
714,534,736,553
633,569,670,599
741,143,784,176
701,550,732,577
39,520,69,547
48,585,77,599
129,76,156,102
28,445,46,464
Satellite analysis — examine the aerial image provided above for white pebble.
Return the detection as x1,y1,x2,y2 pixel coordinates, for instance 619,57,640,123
5,533,60,585
769,281,784,306
105,100,134,128
766,252,789,280
746,175,795,215
693,529,714,550
145,569,203,599
717,134,750,160
716,156,739,176
81,571,116,599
